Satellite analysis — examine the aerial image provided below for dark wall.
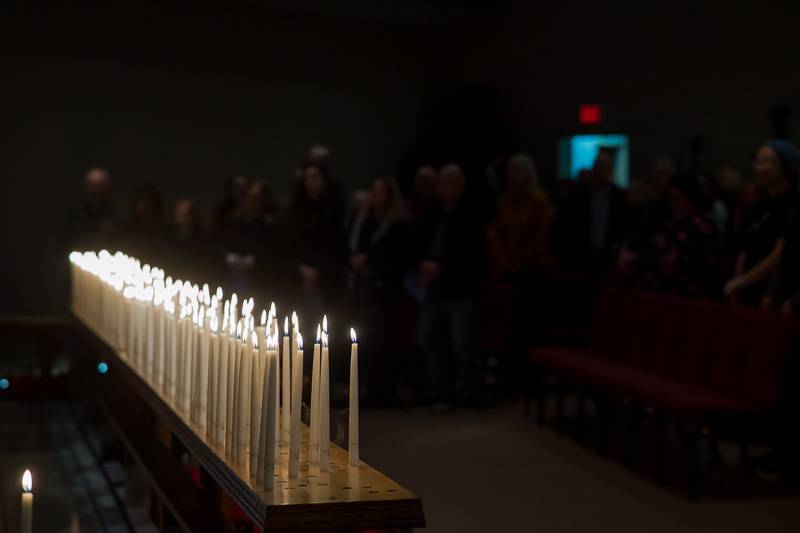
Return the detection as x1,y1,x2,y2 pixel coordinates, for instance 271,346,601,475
0,4,468,314
2,2,799,314
462,2,800,181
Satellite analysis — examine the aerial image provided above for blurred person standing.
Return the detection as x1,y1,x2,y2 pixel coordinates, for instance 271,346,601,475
119,183,166,265
346,176,413,406
724,140,800,306
487,153,551,279
283,163,346,314
64,167,118,252
618,176,720,298
550,148,626,275
405,165,438,228
417,164,485,408
220,180,280,298
164,198,210,281
211,175,251,235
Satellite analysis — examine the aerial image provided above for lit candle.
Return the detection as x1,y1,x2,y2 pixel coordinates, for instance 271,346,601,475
250,310,267,475
233,322,253,466
145,285,155,381
225,318,240,459
258,333,278,489
155,284,166,392
207,312,219,442
229,318,243,461
20,469,32,533
309,324,321,466
215,305,230,449
167,297,179,402
199,305,211,432
272,322,280,465
281,316,291,447
289,332,303,478
349,327,359,466
191,305,205,425
320,326,330,472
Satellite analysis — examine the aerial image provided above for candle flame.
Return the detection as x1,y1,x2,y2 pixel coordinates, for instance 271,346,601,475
269,301,276,316
251,330,258,349
322,314,328,333
22,469,32,492
261,309,267,326
267,335,278,350
350,327,357,343
284,316,289,336
316,324,321,343
297,332,303,350
216,286,223,300
231,292,238,306
291,311,298,329
210,314,218,333
321,331,329,347
236,319,242,339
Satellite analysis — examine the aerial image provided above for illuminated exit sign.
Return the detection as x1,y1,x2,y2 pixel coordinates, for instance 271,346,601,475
579,104,602,125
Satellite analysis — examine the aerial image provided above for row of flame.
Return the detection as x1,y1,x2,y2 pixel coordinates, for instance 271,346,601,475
68,250,357,351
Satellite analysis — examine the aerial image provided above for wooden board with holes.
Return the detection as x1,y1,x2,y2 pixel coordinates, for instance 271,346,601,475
73,308,425,531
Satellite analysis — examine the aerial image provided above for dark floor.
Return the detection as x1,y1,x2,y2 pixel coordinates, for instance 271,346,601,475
360,403,800,533
0,401,158,533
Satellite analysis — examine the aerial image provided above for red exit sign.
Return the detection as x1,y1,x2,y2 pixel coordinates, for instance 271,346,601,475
579,104,602,125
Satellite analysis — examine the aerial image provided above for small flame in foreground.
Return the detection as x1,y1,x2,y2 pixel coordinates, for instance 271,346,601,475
22,469,32,493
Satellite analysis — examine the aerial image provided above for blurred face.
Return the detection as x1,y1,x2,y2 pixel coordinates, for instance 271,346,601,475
436,166,465,209
592,152,614,186
414,166,437,200
135,194,157,219
174,199,194,230
85,168,110,209
627,180,649,207
506,161,531,195
668,187,692,219
370,179,391,211
753,146,786,191
651,158,675,193
304,166,325,201
245,184,266,218
231,175,250,205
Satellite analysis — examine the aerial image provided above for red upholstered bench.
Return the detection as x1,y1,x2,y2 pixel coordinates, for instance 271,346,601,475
527,287,800,496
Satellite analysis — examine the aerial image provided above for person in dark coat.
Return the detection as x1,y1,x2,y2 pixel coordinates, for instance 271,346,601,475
618,175,720,299
220,180,279,301
416,164,485,407
119,183,167,265
64,167,118,253
163,198,211,282
724,140,800,306
345,176,413,406
282,163,346,318
550,148,627,275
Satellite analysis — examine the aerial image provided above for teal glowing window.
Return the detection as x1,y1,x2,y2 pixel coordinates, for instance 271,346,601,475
558,134,630,187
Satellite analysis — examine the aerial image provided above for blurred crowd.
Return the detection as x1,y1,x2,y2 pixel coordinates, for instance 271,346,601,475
63,139,800,408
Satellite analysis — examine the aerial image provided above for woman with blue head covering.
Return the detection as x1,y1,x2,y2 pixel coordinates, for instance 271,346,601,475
724,140,800,306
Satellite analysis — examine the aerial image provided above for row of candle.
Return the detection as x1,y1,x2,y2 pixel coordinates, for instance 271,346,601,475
69,250,360,491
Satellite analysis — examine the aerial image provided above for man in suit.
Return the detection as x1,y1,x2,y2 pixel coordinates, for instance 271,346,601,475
551,147,626,275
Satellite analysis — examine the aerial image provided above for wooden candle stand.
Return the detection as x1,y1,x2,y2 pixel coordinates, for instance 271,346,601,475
73,307,425,531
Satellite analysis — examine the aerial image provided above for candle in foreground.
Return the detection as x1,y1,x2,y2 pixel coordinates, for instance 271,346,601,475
281,316,291,446
309,324,321,465
349,327,359,466
320,329,330,471
21,469,32,533
258,333,278,489
289,332,303,478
